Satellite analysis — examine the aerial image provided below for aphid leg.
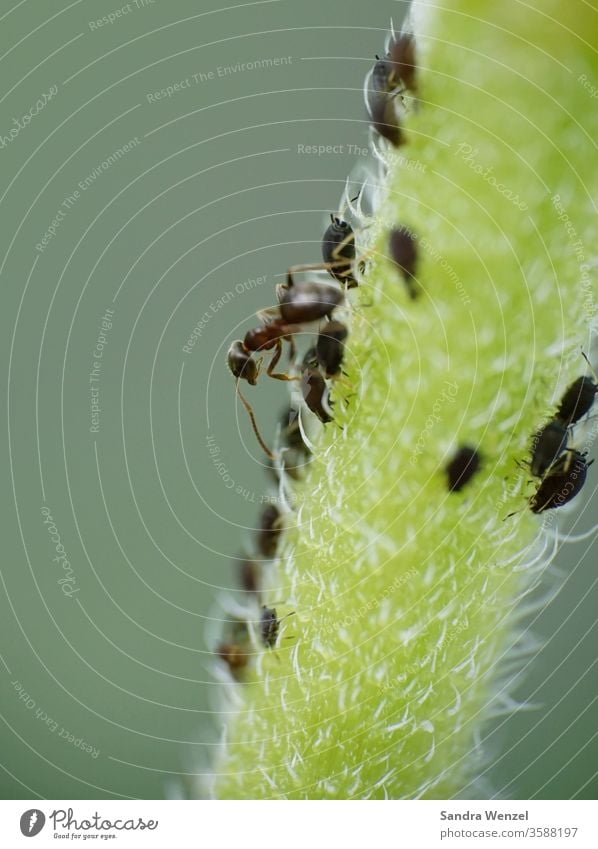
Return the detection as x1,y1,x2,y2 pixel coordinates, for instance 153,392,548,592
234,380,274,459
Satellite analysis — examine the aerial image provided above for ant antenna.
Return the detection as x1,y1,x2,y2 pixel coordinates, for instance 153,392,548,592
234,380,274,459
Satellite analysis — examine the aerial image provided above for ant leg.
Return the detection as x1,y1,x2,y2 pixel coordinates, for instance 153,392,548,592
257,306,279,324
286,335,296,363
234,380,273,459
267,341,300,382
286,261,352,277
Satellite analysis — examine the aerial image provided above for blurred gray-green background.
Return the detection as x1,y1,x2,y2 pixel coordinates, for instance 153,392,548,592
0,0,595,800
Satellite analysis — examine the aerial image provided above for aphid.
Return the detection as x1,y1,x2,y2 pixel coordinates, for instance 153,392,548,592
530,450,593,514
301,365,333,423
279,406,310,455
238,557,260,595
217,619,251,676
257,504,282,558
555,375,598,426
227,339,259,385
259,605,295,649
389,225,418,299
217,640,250,673
529,420,568,477
369,90,403,147
278,277,344,324
388,32,417,93
316,320,348,377
446,445,481,492
274,407,311,480
371,53,401,94
321,214,357,286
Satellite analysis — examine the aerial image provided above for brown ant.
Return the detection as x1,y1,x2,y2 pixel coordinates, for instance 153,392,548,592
228,278,345,455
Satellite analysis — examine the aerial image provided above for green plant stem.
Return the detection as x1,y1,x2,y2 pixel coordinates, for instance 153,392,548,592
211,0,597,799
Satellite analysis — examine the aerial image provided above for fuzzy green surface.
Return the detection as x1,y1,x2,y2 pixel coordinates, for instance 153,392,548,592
212,0,597,799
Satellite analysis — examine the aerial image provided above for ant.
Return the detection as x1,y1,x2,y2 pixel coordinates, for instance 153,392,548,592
227,277,345,456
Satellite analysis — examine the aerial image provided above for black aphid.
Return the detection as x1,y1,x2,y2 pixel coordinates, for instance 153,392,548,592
556,376,597,426
371,54,400,94
389,225,418,299
530,450,593,513
301,366,333,423
389,32,418,93
278,278,344,324
316,320,348,378
370,91,403,147
257,504,282,558
259,605,295,649
530,421,568,477
446,445,481,492
321,214,357,286
238,557,260,595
